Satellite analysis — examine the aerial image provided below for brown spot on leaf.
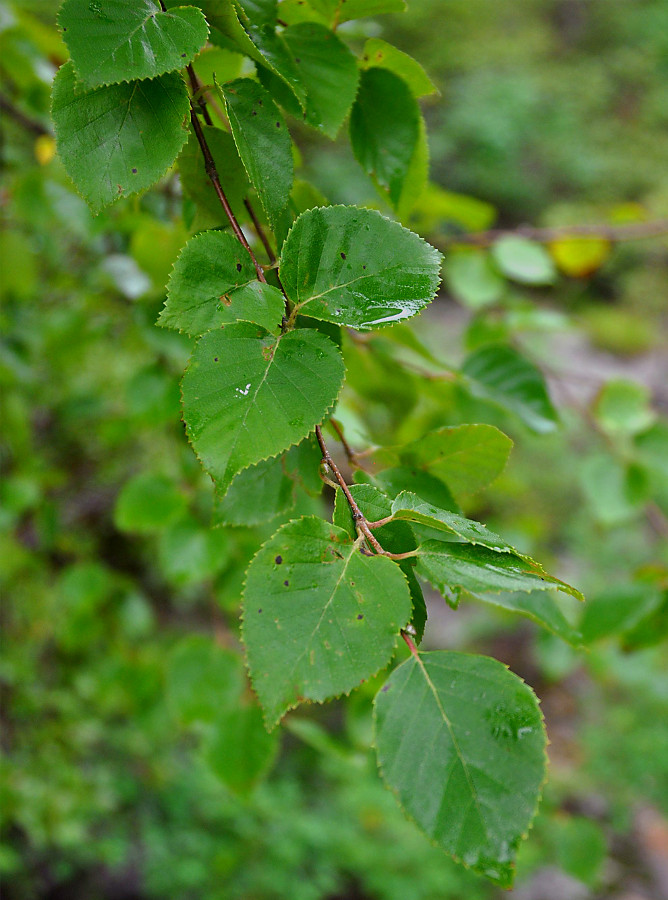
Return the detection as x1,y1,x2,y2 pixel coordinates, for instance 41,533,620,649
275,555,283,564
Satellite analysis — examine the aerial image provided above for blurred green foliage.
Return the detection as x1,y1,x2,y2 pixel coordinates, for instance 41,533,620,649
1,0,667,897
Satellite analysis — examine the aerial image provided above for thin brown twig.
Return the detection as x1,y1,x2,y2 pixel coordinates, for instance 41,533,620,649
186,64,213,126
244,198,277,265
439,219,668,248
328,418,360,467
401,630,419,656
0,93,49,136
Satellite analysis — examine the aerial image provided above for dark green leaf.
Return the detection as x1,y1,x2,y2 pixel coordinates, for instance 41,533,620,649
177,126,250,226
204,702,278,793
236,0,278,27
350,68,421,208
59,0,209,87
279,206,442,330
52,63,190,213
359,467,460,514
181,323,344,494
417,541,584,602
243,516,412,727
579,583,664,643
219,77,293,226
160,230,284,336
461,344,559,434
374,651,547,887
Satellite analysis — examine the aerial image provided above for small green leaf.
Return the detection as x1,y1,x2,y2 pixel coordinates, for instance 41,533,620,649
491,236,557,286
461,344,559,434
166,635,245,724
212,454,296,527
59,0,209,87
279,206,442,330
160,230,284,336
181,323,344,494
350,68,421,209
52,63,190,213
417,541,584,602
114,472,187,534
257,23,358,138
361,38,437,97
390,424,513,499
203,702,278,794
580,453,648,526
594,379,656,437
243,516,412,727
374,651,547,887
444,250,505,309
220,77,293,226
468,591,583,646
309,0,406,23
579,583,663,643
158,515,230,585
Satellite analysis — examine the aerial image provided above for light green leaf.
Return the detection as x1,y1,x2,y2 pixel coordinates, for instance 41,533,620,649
219,77,293,226
417,541,584,602
594,379,656,437
392,424,513,498
350,68,421,209
177,126,250,226
52,63,190,213
468,591,583,646
394,110,429,221
114,472,187,534
158,515,230,585
204,702,278,793
181,323,344,493
59,0,209,87
257,23,358,138
212,454,296,526
361,38,437,97
444,250,505,309
374,651,547,887
580,453,647,526
279,206,442,330
166,635,245,724
579,583,663,643
309,0,405,23
491,236,557,286
461,344,559,434
243,516,412,727
160,230,284,336
409,184,497,234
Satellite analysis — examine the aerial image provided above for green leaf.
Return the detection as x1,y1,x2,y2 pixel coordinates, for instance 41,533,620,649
391,424,513,499
243,516,412,727
594,379,656,437
181,323,344,494
236,0,278,27
491,236,557,286
160,230,284,336
114,472,187,534
52,63,190,213
212,454,296,526
257,23,358,138
579,583,664,643
391,491,519,555
309,0,406,23
374,651,547,886
444,250,505,309
59,0,209,87
219,77,293,226
166,635,245,724
279,206,442,330
461,344,559,434
361,38,438,97
177,126,250,226
468,591,583,646
580,453,648,526
358,466,460,513
417,541,584,603
158,515,230,585
350,68,421,209
204,702,278,793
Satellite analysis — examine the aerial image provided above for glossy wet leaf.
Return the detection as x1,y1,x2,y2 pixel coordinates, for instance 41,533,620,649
279,206,442,330
374,651,547,887
220,78,293,226
52,63,190,213
59,0,208,87
491,236,557,286
417,541,584,602
391,424,513,498
461,344,559,434
243,516,412,727
361,38,437,97
204,702,278,794
160,230,284,336
181,323,344,494
350,68,421,209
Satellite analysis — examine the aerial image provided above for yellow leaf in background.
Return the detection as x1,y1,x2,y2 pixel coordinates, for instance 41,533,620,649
34,134,55,166
549,235,611,277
